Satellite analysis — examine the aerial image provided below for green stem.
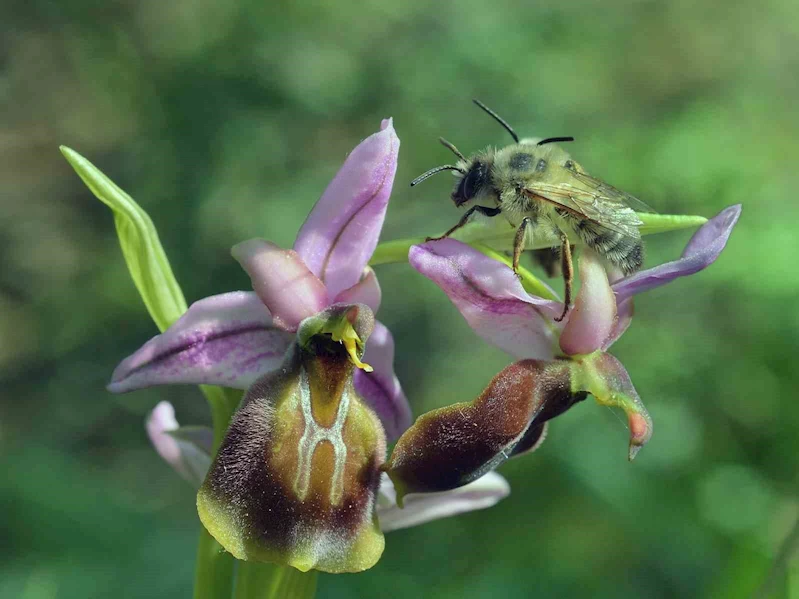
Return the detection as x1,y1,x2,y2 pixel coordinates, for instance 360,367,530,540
234,562,318,599
194,528,235,599
369,237,557,300
369,236,426,266
368,213,708,269
753,513,799,599
193,385,241,599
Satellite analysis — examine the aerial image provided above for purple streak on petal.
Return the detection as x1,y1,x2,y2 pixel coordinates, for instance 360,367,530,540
560,249,616,356
354,321,412,442
293,119,399,297
376,472,510,533
612,205,741,302
231,239,328,331
333,267,382,315
409,239,564,360
109,291,293,392
146,401,212,487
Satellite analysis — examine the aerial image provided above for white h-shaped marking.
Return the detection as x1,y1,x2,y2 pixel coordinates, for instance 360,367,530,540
294,367,350,505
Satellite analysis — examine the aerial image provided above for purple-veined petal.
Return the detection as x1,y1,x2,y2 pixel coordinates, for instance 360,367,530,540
333,267,382,315
231,239,329,331
109,291,293,392
294,119,399,297
612,205,741,302
409,239,564,360
376,472,510,533
146,401,212,487
353,321,412,441
560,249,616,356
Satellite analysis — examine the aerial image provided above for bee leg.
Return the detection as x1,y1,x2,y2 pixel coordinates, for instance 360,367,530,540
554,232,573,322
512,217,533,276
426,205,501,242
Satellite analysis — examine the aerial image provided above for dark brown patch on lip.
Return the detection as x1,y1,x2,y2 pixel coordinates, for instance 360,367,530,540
199,340,386,571
385,359,586,495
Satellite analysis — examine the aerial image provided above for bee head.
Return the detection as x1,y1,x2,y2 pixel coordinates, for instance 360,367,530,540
452,160,490,207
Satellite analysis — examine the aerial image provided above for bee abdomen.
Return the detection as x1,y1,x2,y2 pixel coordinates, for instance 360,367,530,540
577,225,644,275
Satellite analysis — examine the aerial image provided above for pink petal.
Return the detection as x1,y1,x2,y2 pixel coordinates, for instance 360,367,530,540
146,401,212,487
376,472,510,533
109,291,293,392
294,119,399,297
560,249,617,356
231,239,328,331
602,296,634,350
333,267,382,315
353,321,412,442
612,205,741,302
409,239,564,360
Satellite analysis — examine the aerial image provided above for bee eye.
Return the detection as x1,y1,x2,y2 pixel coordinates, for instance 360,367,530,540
459,162,487,201
536,159,547,172
564,160,574,170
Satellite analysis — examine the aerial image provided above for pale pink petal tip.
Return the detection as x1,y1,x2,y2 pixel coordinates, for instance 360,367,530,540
560,249,617,356
231,239,328,331
146,401,213,487
377,472,510,533
334,267,382,315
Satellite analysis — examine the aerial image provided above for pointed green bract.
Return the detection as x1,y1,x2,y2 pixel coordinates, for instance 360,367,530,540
61,147,245,597
60,146,187,333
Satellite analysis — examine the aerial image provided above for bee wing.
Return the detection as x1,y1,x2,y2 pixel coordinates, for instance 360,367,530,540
522,177,649,238
567,170,658,215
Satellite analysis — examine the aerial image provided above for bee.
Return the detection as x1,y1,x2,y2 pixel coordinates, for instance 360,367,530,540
411,99,653,322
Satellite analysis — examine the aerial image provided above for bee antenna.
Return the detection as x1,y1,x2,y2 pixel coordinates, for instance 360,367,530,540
410,165,465,187
537,136,575,146
439,137,466,161
472,99,520,143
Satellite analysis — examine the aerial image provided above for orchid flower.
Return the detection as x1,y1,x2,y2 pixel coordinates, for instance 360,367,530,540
108,120,410,442
78,120,511,574
384,205,740,502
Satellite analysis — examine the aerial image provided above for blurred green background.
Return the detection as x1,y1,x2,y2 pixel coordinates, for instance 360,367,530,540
2,0,798,597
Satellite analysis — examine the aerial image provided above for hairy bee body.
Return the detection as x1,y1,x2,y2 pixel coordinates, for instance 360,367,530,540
412,100,652,320
451,141,644,275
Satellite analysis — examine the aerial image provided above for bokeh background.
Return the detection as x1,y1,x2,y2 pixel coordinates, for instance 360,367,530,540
2,0,798,597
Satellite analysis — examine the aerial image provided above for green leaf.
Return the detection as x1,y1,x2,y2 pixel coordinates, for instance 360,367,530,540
60,146,187,333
